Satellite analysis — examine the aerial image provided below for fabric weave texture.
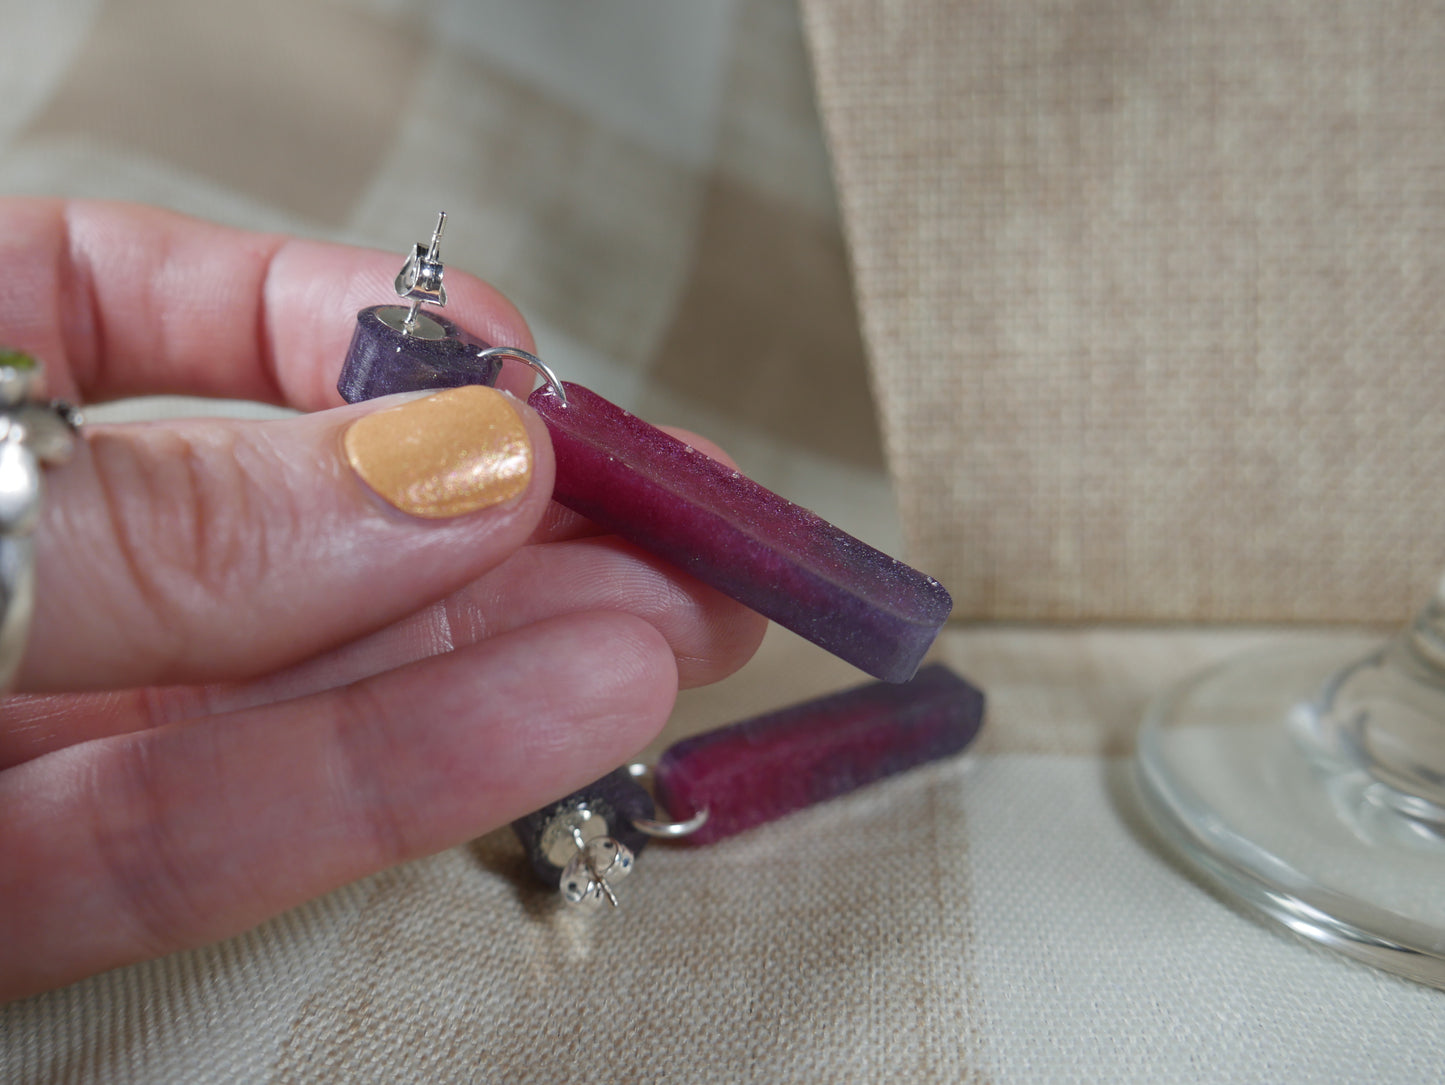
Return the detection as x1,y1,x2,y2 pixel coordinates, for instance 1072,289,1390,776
802,0,1445,622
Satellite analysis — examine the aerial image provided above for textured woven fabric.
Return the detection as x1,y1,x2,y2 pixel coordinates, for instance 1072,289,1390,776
800,0,1445,622
9,624,1445,1084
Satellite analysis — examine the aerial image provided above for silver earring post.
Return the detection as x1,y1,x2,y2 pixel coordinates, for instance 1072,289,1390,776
394,211,449,334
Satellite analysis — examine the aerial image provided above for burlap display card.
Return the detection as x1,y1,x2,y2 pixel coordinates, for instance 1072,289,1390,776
802,0,1445,623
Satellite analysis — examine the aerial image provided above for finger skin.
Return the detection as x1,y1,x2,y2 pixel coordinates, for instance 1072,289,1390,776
0,197,538,407
0,420,766,763
0,538,768,768
0,611,677,1002
347,536,767,687
26,393,555,690
216,535,766,704
0,198,774,1003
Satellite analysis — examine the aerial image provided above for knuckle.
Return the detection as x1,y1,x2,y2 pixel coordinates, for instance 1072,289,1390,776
91,426,295,659
86,736,226,956
325,684,420,869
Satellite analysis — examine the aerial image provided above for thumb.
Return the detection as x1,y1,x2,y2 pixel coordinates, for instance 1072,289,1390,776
26,385,552,690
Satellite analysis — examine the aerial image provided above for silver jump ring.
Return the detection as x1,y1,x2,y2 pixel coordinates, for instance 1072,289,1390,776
0,351,80,691
474,346,569,407
625,760,710,839
631,808,710,839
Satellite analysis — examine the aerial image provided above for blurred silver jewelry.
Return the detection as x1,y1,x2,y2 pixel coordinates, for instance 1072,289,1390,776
0,350,81,690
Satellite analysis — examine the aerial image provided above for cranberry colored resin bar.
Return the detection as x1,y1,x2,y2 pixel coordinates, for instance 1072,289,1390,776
654,664,984,846
528,381,953,682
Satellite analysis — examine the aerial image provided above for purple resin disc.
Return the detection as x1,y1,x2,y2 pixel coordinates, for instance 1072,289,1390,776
654,664,984,845
529,381,953,682
336,305,501,403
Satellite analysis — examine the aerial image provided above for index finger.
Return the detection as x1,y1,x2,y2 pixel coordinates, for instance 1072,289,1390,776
0,198,534,408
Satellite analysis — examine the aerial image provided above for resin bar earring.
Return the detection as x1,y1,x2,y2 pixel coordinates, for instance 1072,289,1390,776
491,355,953,682
336,212,503,402
512,664,986,908
339,215,954,682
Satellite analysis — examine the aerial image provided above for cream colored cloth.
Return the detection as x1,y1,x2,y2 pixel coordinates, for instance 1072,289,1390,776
6,624,1445,1084
801,0,1445,623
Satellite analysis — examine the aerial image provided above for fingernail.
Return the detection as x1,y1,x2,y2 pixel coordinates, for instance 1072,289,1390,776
344,386,533,519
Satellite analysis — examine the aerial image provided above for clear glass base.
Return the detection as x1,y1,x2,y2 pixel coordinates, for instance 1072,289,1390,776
1136,638,1445,988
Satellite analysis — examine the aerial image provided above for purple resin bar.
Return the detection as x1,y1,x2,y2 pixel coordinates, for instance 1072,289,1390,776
655,664,984,845
529,382,953,682
336,305,501,403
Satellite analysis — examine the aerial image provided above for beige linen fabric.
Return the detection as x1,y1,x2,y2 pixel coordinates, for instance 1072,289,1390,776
9,625,1445,1084
801,0,1445,623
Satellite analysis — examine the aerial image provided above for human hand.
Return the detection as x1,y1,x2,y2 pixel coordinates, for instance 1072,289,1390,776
0,200,766,1001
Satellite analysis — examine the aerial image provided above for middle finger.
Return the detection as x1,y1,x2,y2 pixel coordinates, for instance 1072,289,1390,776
0,534,767,768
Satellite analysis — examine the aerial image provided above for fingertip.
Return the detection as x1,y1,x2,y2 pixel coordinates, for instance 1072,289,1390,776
678,592,769,689
321,610,679,854
339,385,549,521
482,611,679,790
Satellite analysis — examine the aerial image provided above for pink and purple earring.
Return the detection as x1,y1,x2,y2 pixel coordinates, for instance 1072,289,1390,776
339,217,979,908
512,664,985,909
339,215,953,684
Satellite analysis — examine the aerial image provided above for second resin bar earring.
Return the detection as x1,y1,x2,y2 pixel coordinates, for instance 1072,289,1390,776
339,216,954,683
513,664,986,909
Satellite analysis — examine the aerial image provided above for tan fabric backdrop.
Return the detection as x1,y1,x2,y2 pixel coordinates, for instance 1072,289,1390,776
801,0,1445,623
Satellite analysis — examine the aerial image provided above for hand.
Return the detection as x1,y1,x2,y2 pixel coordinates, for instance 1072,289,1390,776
0,199,766,1001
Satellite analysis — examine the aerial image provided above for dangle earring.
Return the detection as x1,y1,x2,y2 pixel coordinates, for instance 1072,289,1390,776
340,214,953,683
338,216,978,909
512,663,984,908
